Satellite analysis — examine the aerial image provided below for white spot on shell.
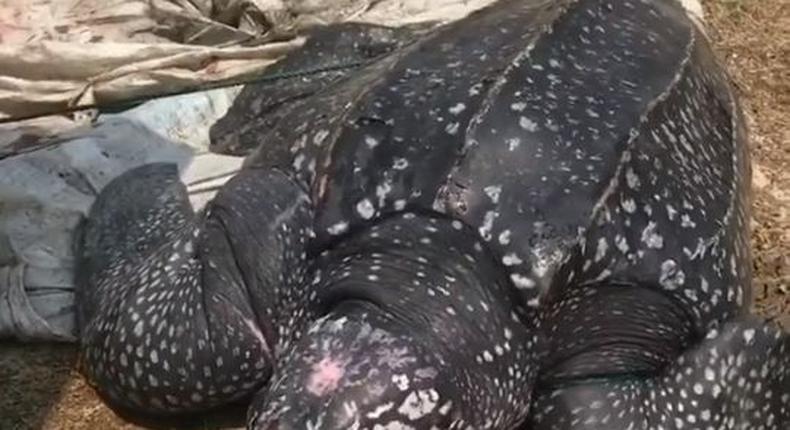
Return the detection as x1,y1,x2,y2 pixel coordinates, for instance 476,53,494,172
625,167,641,189
498,230,512,245
314,129,329,145
743,329,755,344
327,221,349,235
356,199,376,220
641,222,664,249
393,158,409,170
502,253,523,266
622,198,637,213
478,211,498,241
659,259,685,290
594,238,608,262
392,374,409,391
366,402,394,419
519,117,539,132
484,185,503,204
398,389,439,420
510,273,535,289
293,153,306,170
506,137,521,151
448,103,466,115
364,135,379,148
511,102,527,112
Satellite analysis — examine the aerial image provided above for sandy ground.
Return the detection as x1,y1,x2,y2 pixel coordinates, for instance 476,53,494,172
1,1,788,429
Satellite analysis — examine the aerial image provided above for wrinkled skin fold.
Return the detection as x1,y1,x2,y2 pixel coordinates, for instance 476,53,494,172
77,0,789,429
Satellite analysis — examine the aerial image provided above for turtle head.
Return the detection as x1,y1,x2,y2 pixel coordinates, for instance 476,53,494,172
248,213,541,429
249,310,455,430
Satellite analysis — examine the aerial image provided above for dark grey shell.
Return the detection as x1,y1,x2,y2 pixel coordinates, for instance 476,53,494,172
224,0,750,331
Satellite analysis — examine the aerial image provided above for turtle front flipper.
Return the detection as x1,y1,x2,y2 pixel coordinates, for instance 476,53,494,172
209,22,420,157
77,163,314,414
528,318,789,429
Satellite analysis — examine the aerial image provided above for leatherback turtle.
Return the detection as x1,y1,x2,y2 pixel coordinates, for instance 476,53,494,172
76,0,789,429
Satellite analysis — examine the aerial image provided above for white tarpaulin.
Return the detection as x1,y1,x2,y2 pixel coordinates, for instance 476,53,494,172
0,0,498,121
0,88,244,341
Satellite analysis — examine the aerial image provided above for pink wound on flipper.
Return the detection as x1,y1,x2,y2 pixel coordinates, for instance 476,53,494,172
306,357,345,396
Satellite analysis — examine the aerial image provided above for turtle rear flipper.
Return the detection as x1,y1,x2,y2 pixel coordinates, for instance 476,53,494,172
209,22,421,157
529,318,789,429
77,164,314,414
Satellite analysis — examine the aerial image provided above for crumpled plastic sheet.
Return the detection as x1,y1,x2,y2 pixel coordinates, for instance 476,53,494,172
0,87,243,342
0,0,500,122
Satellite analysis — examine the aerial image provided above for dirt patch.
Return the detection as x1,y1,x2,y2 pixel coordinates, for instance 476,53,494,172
1,1,788,429
0,343,245,429
703,0,790,327
0,343,79,430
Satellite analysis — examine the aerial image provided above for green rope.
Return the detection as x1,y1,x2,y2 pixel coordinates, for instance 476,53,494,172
0,59,372,124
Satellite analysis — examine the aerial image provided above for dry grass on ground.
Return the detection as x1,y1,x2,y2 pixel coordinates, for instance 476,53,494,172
704,0,790,327
1,1,788,429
